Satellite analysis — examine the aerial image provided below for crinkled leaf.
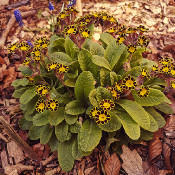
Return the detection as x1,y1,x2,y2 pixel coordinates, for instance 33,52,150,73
51,52,72,65
145,107,166,128
26,96,39,115
110,72,122,86
100,67,110,86
122,66,142,79
144,77,167,86
89,89,98,107
18,66,32,76
12,87,29,98
140,129,154,141
65,36,75,59
65,100,85,115
146,113,158,132
48,107,65,125
132,88,171,106
20,86,37,104
28,125,43,140
55,121,69,142
65,78,76,87
33,110,50,126
48,133,59,151
72,139,82,160
58,139,74,172
118,99,150,130
69,121,81,133
75,71,95,103
154,102,173,114
100,33,115,46
98,112,121,132
18,116,32,130
117,112,140,140
40,123,54,144
12,78,29,87
92,55,111,70
64,113,78,125
82,39,92,51
78,120,102,152
78,49,99,78
90,42,105,56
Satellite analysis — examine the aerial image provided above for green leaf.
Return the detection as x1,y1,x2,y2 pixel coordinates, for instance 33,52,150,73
154,102,173,114
78,49,99,78
130,51,142,68
100,67,110,86
64,113,78,125
144,77,167,86
12,78,29,87
90,42,105,56
75,71,95,103
72,139,82,160
98,112,121,132
28,125,43,140
65,78,76,87
55,121,69,142
33,110,50,126
65,36,75,59
117,112,140,140
69,121,81,133
146,113,158,132
104,41,126,70
26,96,39,115
58,139,74,172
65,100,85,115
140,129,154,141
110,72,121,86
122,66,142,78
48,133,59,151
18,116,32,130
78,120,102,152
96,86,113,103
51,52,72,65
18,66,32,76
12,87,29,98
24,113,33,121
132,88,171,106
144,107,166,128
20,87,36,104
89,89,98,107
40,124,54,144
100,33,115,46
82,39,92,51
140,58,157,71
118,99,150,130
92,55,111,71
48,107,65,125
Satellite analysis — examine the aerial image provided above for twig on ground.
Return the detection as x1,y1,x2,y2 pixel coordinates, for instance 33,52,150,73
5,0,31,10
0,116,41,161
0,10,37,48
41,152,57,166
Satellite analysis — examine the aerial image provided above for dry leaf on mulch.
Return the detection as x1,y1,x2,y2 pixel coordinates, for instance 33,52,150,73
104,153,121,175
120,145,144,175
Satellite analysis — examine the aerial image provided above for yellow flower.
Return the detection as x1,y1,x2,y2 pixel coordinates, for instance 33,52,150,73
138,86,149,98
8,43,17,53
18,42,31,51
170,81,175,89
23,59,30,65
170,68,175,77
137,25,149,32
110,88,120,100
47,62,59,71
35,85,50,97
36,100,46,113
107,27,116,34
116,34,125,45
25,74,35,83
122,76,137,90
114,82,123,92
141,69,149,78
152,65,158,72
127,45,136,54
99,99,115,111
160,66,170,74
80,28,90,38
57,64,69,74
89,107,99,119
47,99,59,111
137,36,147,46
41,40,49,48
64,25,77,35
32,48,41,57
94,110,111,125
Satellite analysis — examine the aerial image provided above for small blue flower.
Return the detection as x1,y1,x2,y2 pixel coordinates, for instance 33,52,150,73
14,9,24,27
49,2,54,11
27,40,33,48
68,0,77,7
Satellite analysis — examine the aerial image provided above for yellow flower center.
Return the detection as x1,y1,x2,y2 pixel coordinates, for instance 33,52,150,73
59,67,66,72
171,82,175,88
82,31,89,38
60,14,66,19
162,67,169,72
152,66,158,71
20,46,28,51
115,84,122,91
50,102,56,109
139,38,144,45
129,46,136,53
126,79,134,87
34,57,41,61
67,28,75,34
34,50,40,56
108,28,115,33
103,102,111,109
162,61,169,65
91,110,98,117
140,88,148,96
99,114,107,121
118,37,125,44
11,45,16,51
38,103,45,109
42,89,48,95
50,64,57,69
170,69,175,75
142,71,147,76
109,17,115,22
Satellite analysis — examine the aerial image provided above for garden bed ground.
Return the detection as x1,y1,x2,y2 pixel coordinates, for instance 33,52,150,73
0,0,175,174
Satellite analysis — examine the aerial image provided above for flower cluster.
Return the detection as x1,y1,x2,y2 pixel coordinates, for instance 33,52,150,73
14,9,24,27
89,99,115,125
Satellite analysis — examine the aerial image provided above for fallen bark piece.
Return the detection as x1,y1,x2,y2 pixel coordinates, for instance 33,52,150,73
4,164,34,175
1,150,9,168
105,153,121,175
7,141,25,164
120,145,144,175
